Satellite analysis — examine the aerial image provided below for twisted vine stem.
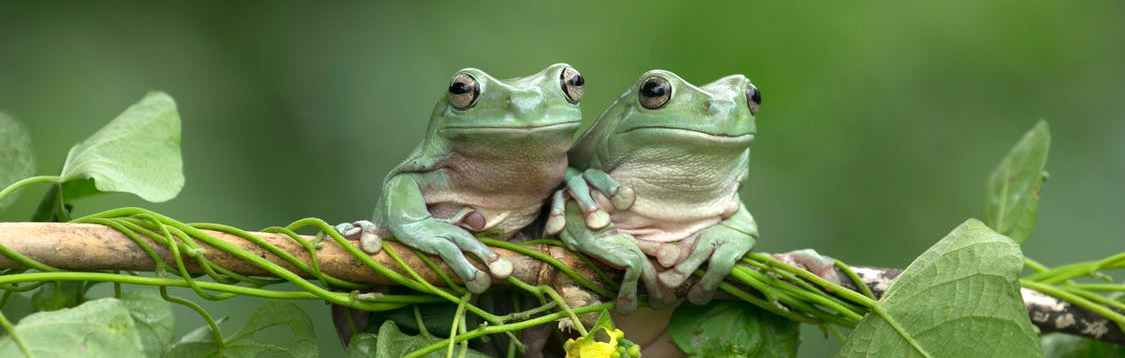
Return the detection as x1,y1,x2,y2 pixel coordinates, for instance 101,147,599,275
0,208,1122,354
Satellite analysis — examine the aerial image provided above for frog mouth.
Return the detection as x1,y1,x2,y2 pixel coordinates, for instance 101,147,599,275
442,120,581,132
618,126,756,143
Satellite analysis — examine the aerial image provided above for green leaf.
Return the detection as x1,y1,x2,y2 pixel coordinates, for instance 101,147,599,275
0,298,146,357
1041,333,1125,358
0,293,36,327
165,301,316,358
983,120,1050,243
121,290,174,357
175,316,229,344
0,113,36,214
669,300,799,358
365,321,490,358
59,91,184,203
30,281,85,311
836,219,1043,358
367,302,478,338
344,333,378,358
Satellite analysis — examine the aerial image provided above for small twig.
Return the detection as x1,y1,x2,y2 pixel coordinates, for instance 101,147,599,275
0,222,1120,345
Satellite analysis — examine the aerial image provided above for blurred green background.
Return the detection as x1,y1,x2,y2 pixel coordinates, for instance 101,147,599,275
2,1,1123,356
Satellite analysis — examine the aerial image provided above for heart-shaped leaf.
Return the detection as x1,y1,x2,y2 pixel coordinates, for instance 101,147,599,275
122,290,175,357
669,300,799,358
165,301,317,358
0,298,146,357
59,91,183,202
836,219,1042,358
344,321,490,358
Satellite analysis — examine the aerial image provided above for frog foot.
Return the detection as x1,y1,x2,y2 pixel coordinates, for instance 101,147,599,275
334,220,382,254
394,217,512,294
773,249,841,285
665,225,755,305
455,256,512,294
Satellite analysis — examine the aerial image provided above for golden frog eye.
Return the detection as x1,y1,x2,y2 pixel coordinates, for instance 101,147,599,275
746,83,762,116
448,73,480,110
560,67,585,104
638,76,671,109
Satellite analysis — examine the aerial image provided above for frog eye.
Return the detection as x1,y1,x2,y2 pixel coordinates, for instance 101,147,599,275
560,67,585,104
745,84,762,116
638,77,671,109
448,73,480,110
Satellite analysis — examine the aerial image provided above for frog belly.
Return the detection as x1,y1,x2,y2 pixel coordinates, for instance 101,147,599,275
611,211,720,243
601,174,738,243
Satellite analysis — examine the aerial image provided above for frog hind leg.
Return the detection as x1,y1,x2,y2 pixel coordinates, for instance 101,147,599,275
559,201,660,314
662,223,755,305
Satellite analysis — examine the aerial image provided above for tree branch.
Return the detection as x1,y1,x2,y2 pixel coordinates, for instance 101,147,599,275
0,222,1120,345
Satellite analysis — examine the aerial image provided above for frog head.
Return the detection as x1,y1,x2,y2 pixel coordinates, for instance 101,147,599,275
573,70,760,168
614,70,758,143
423,63,585,158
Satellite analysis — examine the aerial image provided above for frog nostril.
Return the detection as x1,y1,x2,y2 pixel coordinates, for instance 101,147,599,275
508,91,545,113
704,99,735,115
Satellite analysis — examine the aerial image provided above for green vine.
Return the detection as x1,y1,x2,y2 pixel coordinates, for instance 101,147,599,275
0,176,1124,355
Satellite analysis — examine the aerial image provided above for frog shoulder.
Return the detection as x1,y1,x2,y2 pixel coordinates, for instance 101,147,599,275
388,141,448,176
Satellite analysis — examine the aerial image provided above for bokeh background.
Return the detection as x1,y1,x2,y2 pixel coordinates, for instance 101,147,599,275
2,1,1123,356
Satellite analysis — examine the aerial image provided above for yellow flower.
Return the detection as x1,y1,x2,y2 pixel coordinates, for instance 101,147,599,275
563,328,640,358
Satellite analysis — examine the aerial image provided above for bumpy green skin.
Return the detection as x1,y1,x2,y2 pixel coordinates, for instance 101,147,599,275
552,70,759,311
342,64,582,294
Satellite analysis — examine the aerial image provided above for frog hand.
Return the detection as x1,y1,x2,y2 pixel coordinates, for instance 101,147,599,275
661,223,756,305
545,168,635,235
395,217,512,294
335,220,384,254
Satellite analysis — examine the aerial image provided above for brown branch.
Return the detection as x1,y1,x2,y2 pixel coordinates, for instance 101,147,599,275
0,222,1120,346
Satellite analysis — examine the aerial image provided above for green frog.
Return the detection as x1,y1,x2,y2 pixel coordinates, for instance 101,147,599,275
338,63,586,294
547,70,761,312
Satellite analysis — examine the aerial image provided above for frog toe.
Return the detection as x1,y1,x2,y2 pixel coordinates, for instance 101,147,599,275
334,220,383,254
774,249,841,284
544,215,566,236
488,257,513,279
359,235,383,254
464,272,492,294
648,287,679,309
586,210,611,230
657,270,689,289
609,186,635,211
335,223,357,237
615,293,638,314
687,284,716,305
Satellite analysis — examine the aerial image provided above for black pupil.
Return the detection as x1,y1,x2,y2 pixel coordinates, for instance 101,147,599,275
749,87,762,105
449,81,471,95
568,74,584,87
641,80,668,98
